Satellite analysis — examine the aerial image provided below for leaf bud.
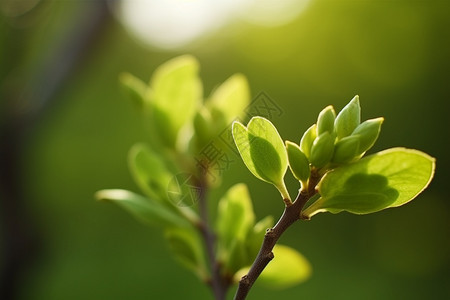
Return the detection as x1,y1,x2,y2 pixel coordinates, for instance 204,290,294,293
310,132,335,169
351,117,384,154
335,95,361,140
286,141,310,183
332,135,361,164
317,105,336,135
299,124,317,159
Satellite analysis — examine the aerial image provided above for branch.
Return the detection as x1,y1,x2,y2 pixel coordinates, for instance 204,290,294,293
234,174,319,300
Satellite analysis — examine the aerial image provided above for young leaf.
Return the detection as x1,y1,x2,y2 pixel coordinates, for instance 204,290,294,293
193,108,215,147
165,227,209,281
119,72,149,110
302,148,436,218
216,184,255,274
259,245,311,289
286,141,310,183
216,184,255,247
95,189,189,228
351,117,384,154
149,55,202,147
232,117,290,200
332,135,361,164
299,124,317,159
208,73,250,125
335,95,361,140
128,143,173,203
234,245,311,289
309,132,334,169
317,105,336,135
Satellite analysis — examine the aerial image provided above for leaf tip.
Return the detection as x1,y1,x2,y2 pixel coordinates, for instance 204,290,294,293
95,189,123,202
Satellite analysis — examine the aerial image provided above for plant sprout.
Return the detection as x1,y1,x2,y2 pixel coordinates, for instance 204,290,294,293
96,56,435,300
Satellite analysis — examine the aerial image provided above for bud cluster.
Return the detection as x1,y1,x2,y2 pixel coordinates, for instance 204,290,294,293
286,96,384,185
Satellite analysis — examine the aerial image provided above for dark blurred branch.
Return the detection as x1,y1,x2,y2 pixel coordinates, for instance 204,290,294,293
0,1,113,298
196,177,230,300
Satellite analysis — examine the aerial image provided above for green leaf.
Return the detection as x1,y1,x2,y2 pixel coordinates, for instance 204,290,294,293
232,117,290,200
299,124,317,159
286,141,310,183
302,148,436,217
149,55,202,147
165,227,208,281
317,105,336,135
119,72,149,110
193,107,215,147
128,143,173,203
128,144,200,223
259,245,311,289
332,135,361,164
216,184,255,247
216,184,255,273
351,117,384,154
208,73,250,125
309,132,335,169
95,189,189,228
335,95,361,140
234,245,311,289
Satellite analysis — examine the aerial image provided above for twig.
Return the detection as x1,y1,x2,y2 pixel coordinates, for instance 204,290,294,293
234,173,320,300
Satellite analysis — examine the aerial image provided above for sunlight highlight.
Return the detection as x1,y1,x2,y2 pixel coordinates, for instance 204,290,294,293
116,0,311,49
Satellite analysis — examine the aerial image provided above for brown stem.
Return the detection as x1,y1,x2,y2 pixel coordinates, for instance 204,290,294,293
234,174,319,300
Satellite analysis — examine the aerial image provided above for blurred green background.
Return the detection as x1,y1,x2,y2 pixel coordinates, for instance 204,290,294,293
1,0,449,299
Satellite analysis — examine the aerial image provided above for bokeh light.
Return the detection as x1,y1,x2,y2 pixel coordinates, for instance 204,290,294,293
115,0,311,49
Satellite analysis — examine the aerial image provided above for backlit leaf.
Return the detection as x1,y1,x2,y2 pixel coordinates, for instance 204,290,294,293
128,143,172,203
351,117,384,154
335,95,361,140
309,132,334,169
208,73,250,125
232,117,290,200
216,184,255,245
303,148,436,217
95,189,189,228
149,55,202,147
234,245,311,289
216,184,255,273
286,141,310,183
259,245,311,289
299,124,317,159
317,105,336,135
332,135,361,164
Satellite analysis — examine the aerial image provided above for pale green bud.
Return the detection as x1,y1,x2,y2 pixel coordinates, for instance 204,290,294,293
332,135,361,164
351,117,384,154
335,95,361,140
317,105,336,135
300,124,317,159
286,141,310,183
310,132,335,169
